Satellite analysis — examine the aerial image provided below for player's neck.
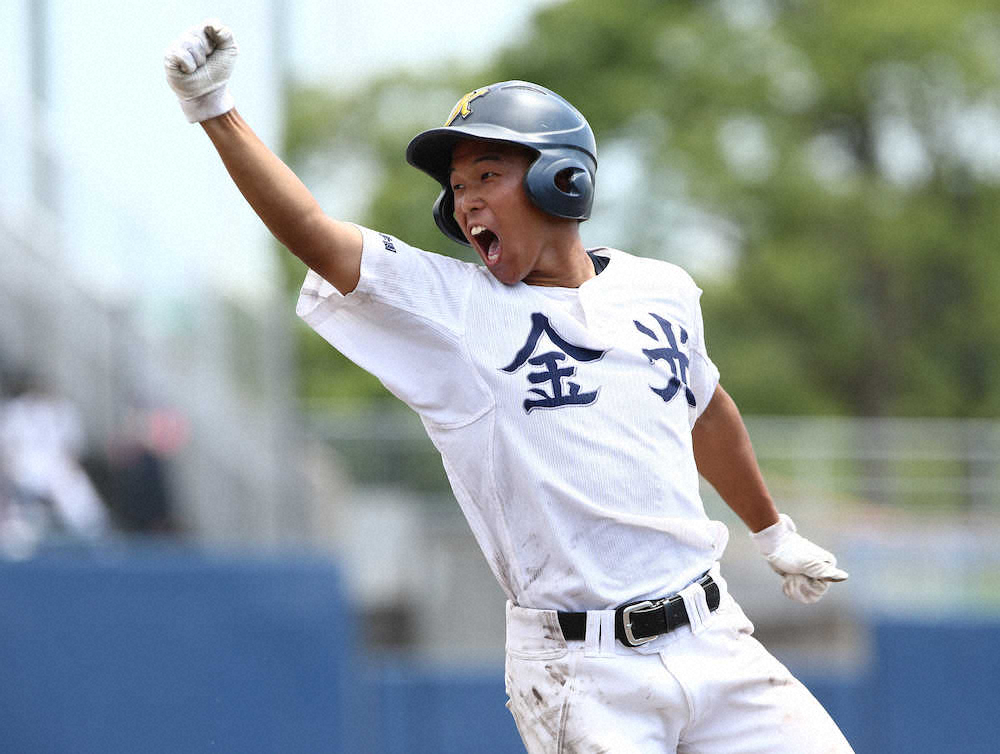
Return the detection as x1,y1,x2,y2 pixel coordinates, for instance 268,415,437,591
523,233,593,288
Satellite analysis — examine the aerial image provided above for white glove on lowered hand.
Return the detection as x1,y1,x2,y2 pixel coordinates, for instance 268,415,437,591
164,20,238,123
751,514,848,604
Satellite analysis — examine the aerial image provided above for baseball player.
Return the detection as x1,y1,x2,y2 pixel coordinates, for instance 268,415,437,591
165,21,854,753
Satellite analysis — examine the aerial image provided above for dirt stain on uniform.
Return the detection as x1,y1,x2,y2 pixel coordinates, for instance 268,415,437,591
561,733,611,754
524,554,552,589
545,663,567,686
492,551,510,580
521,690,562,740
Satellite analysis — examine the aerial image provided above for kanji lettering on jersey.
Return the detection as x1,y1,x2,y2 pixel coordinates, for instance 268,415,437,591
502,312,606,413
635,313,696,407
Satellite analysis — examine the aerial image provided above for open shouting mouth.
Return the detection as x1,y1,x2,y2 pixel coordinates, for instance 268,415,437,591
470,224,502,266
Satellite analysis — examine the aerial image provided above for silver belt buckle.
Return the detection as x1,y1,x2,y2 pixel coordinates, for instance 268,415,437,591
621,599,665,646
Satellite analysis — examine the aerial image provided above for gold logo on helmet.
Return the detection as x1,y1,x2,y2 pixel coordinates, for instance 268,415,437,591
445,87,490,126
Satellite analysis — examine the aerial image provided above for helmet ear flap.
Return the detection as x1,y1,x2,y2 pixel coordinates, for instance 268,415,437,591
525,154,595,220
432,189,469,246
555,167,592,199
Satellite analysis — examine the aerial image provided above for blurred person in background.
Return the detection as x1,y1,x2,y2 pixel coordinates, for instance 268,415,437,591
0,369,111,555
95,405,187,535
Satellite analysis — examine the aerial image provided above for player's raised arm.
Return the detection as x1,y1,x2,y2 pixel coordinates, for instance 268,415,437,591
163,20,361,294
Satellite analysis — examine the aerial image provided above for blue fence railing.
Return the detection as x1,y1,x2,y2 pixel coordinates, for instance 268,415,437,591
0,545,357,754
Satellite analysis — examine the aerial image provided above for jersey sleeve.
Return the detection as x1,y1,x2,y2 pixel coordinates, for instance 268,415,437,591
295,226,492,427
687,282,720,421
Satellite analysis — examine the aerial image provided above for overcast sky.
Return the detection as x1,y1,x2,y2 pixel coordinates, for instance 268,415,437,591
284,0,567,230
290,0,562,87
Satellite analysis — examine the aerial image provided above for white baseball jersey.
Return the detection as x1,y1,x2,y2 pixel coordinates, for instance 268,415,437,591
297,226,729,612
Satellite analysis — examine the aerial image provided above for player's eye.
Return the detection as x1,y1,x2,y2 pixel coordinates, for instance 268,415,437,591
481,171,497,181
451,183,464,192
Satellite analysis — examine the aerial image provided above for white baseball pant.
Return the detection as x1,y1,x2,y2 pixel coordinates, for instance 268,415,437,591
504,571,854,753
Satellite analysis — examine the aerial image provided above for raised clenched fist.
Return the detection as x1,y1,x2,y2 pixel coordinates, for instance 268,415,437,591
164,20,238,123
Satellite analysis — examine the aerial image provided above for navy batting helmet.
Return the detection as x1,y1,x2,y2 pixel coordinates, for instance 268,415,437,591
406,81,597,246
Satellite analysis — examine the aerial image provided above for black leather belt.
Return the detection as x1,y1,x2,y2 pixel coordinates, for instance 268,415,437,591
557,574,721,648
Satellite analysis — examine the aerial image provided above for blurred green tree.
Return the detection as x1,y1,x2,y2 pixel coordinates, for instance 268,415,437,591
282,0,1000,417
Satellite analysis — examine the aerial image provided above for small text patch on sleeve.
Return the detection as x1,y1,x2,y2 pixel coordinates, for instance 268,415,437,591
379,233,397,253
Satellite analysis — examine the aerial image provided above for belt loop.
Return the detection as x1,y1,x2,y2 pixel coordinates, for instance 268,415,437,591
678,580,711,635
584,610,617,657
598,610,616,655
584,611,602,656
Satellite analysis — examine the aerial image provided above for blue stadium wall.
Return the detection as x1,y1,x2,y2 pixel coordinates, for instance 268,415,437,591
1,545,997,753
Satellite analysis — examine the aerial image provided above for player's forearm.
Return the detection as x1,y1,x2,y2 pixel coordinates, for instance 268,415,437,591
201,109,319,249
692,384,780,533
200,109,361,292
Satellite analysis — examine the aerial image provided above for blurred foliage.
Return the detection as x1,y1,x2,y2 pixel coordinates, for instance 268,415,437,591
281,0,1000,417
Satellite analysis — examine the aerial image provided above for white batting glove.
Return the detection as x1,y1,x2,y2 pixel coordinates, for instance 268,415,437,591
751,514,848,604
163,19,238,123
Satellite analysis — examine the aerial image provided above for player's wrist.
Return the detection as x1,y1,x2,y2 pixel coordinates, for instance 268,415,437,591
749,513,795,556
179,85,235,123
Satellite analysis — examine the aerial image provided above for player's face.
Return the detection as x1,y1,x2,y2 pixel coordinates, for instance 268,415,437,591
450,140,569,286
